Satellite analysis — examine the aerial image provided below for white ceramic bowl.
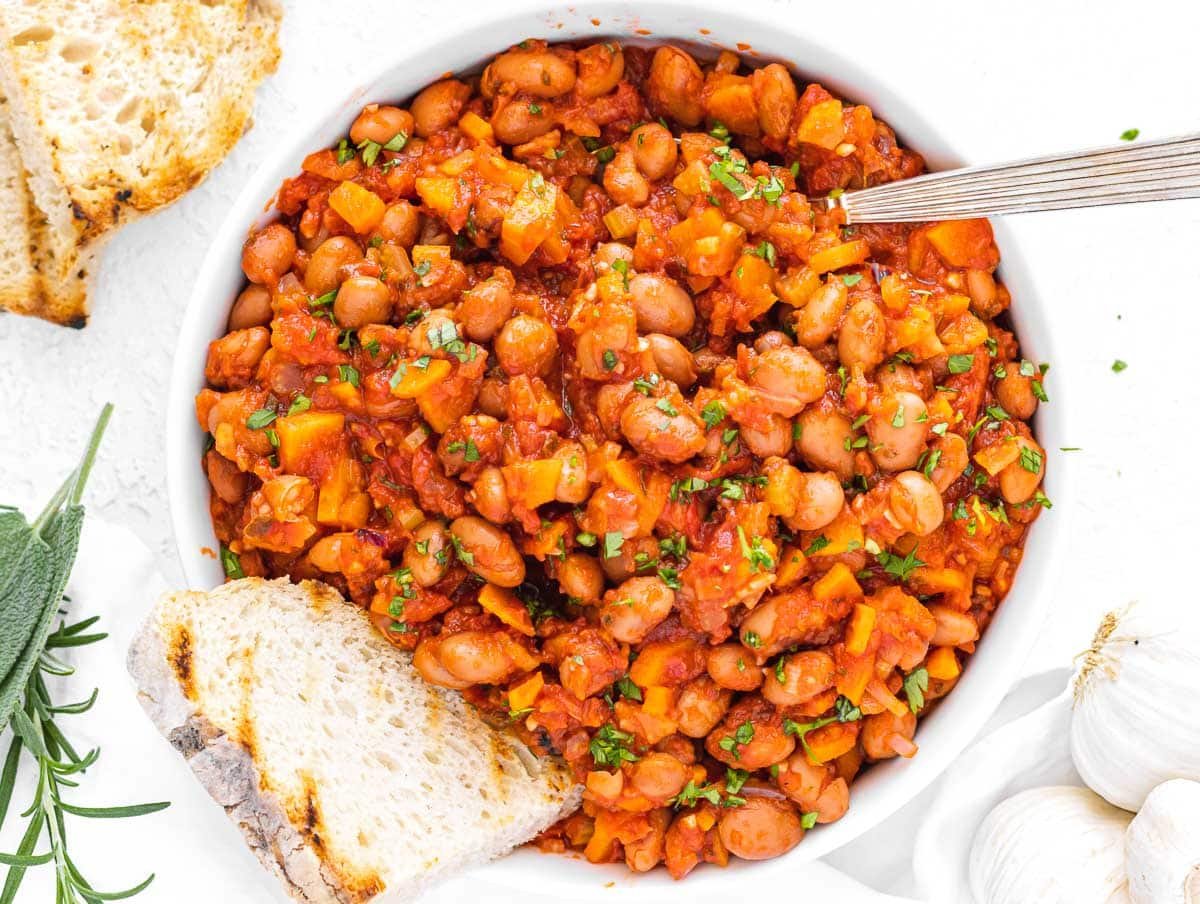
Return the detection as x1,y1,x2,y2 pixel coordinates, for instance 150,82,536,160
167,0,1069,896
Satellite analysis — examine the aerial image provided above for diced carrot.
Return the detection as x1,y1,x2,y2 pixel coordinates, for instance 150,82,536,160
909,566,970,595
926,645,962,681
388,357,452,398
437,149,477,176
844,603,876,655
479,583,536,636
941,293,972,318
775,265,821,306
458,111,494,143
808,239,870,274
327,380,361,409
795,99,845,150
502,459,564,511
507,671,544,711
328,180,385,234
411,244,452,264
834,647,875,705
275,411,345,471
643,686,675,717
730,252,777,309
801,506,863,557
317,456,369,528
774,545,810,589
602,204,639,240
475,148,533,189
805,722,858,764
974,441,1022,476
500,177,558,265
671,158,710,196
629,639,702,687
938,312,989,353
414,176,460,220
704,75,757,136
584,811,620,863
522,517,570,561
814,563,864,604
925,219,998,269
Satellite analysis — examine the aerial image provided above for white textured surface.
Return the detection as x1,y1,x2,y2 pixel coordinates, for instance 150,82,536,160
1,0,1199,899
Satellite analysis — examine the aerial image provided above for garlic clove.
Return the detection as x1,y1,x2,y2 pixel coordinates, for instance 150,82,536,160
1071,602,1200,811
969,785,1131,904
1125,779,1200,904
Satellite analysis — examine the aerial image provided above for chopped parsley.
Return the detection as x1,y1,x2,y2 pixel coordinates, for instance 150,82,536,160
947,354,974,374
219,545,244,579
1120,128,1140,141
903,667,929,713
246,408,277,429
602,349,618,371
1112,359,1128,373
589,724,639,769
616,675,642,702
701,401,727,429
717,721,755,759
841,273,863,287
876,547,925,581
602,531,624,559
337,364,360,387
287,395,312,416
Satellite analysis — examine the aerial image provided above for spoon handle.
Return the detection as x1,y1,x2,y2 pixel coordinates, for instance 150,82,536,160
832,133,1200,223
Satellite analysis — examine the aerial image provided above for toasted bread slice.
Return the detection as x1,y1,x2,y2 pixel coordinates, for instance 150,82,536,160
128,578,581,904
0,0,282,325
0,95,42,318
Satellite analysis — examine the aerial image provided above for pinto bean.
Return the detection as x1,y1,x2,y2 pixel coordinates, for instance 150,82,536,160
411,79,470,137
717,796,804,861
242,223,296,285
620,395,706,464
599,576,675,643
868,390,929,472
629,274,695,337
449,516,525,587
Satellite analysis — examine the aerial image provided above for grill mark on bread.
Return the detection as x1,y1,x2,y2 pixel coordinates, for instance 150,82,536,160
168,622,195,700
298,772,386,902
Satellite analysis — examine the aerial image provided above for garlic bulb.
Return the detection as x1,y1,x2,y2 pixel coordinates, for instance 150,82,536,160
1071,602,1200,810
1125,779,1200,904
969,785,1131,904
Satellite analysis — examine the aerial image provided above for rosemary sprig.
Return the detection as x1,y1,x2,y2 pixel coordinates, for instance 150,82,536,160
0,405,170,902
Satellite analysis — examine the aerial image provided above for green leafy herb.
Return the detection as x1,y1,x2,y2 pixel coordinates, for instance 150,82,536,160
589,724,639,768
1112,359,1128,373
700,401,726,430
337,364,360,387
947,354,974,374
616,675,642,702
219,545,244,579
0,405,170,903
717,721,755,759
602,531,624,559
246,408,277,430
1120,128,1140,141
903,666,929,713
805,535,830,555
801,812,819,830
841,273,863,287
287,395,312,416
876,547,925,581
575,532,597,548
602,349,618,371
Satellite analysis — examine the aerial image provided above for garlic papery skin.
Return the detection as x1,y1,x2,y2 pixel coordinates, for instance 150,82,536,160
969,785,1131,904
1125,779,1200,904
1071,602,1200,811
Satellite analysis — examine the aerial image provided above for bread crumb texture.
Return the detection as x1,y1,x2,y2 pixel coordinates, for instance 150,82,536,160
130,577,582,904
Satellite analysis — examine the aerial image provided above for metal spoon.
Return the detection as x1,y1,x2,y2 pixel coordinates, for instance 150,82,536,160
827,133,1200,223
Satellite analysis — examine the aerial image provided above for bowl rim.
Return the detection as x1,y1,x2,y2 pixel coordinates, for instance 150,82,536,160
166,0,1071,893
